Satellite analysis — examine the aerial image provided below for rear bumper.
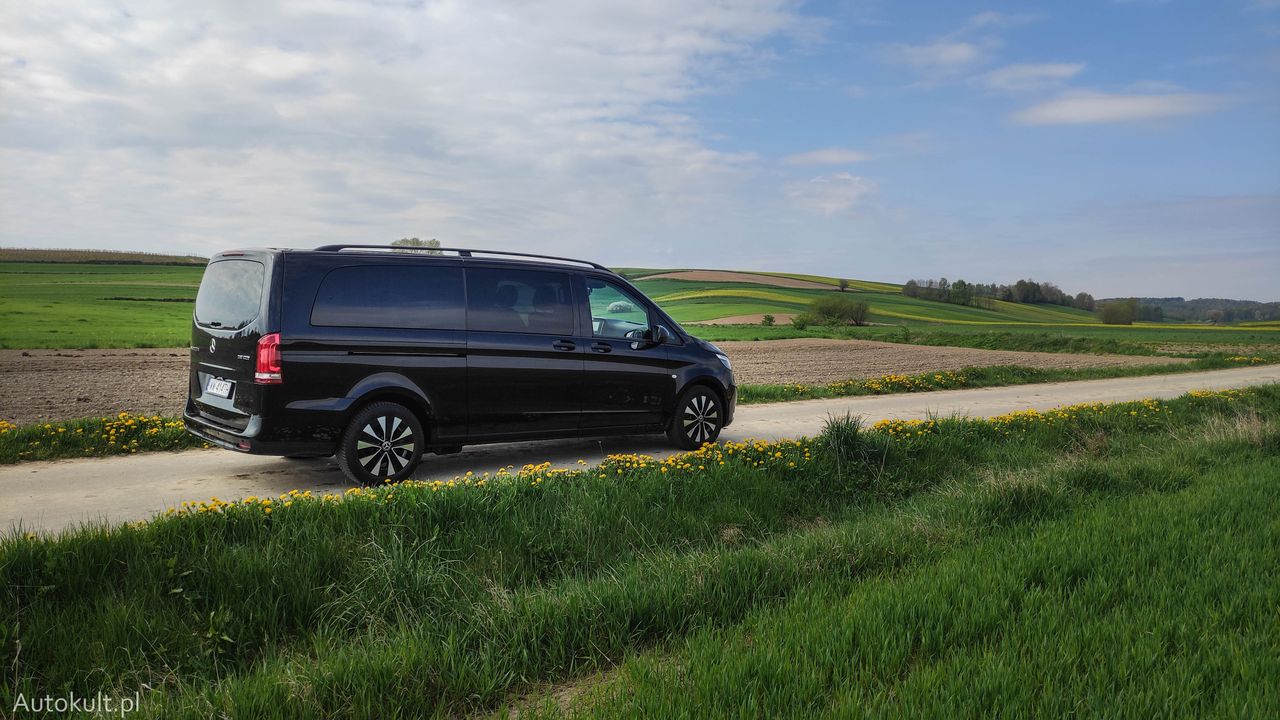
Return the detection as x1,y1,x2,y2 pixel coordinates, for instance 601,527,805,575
183,403,335,456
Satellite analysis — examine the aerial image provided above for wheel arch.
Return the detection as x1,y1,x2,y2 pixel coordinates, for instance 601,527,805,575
342,372,436,440
674,375,728,416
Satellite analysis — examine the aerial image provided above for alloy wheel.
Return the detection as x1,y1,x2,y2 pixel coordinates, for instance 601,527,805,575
682,394,720,445
356,414,415,477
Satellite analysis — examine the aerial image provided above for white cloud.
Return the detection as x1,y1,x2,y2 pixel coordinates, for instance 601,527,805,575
956,11,1041,33
783,147,871,165
0,0,804,258
882,11,1039,81
784,173,875,215
883,41,985,77
979,62,1084,91
1011,91,1227,125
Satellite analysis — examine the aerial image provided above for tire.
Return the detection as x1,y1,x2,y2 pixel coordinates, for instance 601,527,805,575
336,401,425,486
667,385,724,450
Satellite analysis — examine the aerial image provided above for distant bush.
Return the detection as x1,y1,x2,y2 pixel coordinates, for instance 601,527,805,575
791,314,812,330
607,301,636,314
1098,299,1137,325
810,295,869,326
761,314,775,326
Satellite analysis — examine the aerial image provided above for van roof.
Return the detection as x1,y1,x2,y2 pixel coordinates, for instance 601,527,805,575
307,244,611,272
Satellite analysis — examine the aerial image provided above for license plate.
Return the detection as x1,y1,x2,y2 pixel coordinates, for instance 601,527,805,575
206,377,234,398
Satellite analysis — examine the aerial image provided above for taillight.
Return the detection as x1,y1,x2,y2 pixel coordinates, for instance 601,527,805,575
254,333,282,384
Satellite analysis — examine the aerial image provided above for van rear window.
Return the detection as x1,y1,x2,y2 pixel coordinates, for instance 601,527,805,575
194,259,265,329
311,265,465,330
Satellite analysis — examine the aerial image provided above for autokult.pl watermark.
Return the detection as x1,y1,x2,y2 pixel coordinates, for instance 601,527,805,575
12,690,140,717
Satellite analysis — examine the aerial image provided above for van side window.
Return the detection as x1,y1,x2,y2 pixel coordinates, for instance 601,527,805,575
587,279,650,339
311,265,465,330
466,268,574,335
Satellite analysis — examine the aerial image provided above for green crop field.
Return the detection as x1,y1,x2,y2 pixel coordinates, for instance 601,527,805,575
2,259,1277,351
3,388,1277,717
0,262,203,348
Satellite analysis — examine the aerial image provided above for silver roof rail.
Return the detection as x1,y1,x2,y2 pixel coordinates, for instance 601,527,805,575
312,244,610,271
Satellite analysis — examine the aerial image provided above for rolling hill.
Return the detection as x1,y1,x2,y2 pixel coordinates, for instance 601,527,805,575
619,268,1100,326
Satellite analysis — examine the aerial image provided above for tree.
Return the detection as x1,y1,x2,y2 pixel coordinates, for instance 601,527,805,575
1206,309,1224,324
838,279,849,292
391,237,442,255
1073,292,1096,312
902,279,920,298
949,279,972,306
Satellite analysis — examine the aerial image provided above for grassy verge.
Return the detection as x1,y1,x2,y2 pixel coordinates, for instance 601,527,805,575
737,355,1273,404
0,413,206,464
529,445,1279,718
2,386,1276,717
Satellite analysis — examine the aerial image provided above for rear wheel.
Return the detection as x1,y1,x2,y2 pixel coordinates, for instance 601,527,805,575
336,402,424,486
667,385,723,450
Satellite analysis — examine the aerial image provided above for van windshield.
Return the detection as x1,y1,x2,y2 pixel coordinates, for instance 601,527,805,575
194,259,265,330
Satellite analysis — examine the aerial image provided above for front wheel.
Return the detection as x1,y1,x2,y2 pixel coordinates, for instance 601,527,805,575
667,385,724,450
336,402,424,486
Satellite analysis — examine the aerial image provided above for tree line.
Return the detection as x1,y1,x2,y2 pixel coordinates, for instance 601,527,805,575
903,278,1097,311
1108,297,1280,323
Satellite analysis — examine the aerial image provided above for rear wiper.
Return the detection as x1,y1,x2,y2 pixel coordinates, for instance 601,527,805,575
207,321,223,328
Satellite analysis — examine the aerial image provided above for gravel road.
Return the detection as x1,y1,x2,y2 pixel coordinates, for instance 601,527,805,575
3,365,1276,534
0,341,1186,424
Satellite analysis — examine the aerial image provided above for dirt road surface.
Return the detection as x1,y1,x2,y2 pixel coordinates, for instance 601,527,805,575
4,365,1276,534
0,341,1187,424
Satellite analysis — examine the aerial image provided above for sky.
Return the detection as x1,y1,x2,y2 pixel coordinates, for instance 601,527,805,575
1,1,1277,301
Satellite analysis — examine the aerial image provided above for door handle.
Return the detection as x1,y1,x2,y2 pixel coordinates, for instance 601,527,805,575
552,340,576,351
590,342,612,353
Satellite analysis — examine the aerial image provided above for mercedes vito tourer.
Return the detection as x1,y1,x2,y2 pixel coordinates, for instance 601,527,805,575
184,245,736,484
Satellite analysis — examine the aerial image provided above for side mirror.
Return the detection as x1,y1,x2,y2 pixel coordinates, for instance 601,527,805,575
628,326,658,350
632,325,672,350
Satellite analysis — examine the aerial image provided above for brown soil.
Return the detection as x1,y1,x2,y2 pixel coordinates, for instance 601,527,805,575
639,270,832,289
0,341,1191,425
0,349,190,425
715,338,1191,385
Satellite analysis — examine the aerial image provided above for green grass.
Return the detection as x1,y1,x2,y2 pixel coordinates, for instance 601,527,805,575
2,387,1276,717
0,413,205,464
534,438,1279,718
0,262,202,348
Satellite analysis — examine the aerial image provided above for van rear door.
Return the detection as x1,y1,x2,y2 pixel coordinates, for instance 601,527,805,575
189,254,273,430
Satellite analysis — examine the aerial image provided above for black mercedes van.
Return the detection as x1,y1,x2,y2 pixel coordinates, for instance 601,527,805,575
184,246,736,484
